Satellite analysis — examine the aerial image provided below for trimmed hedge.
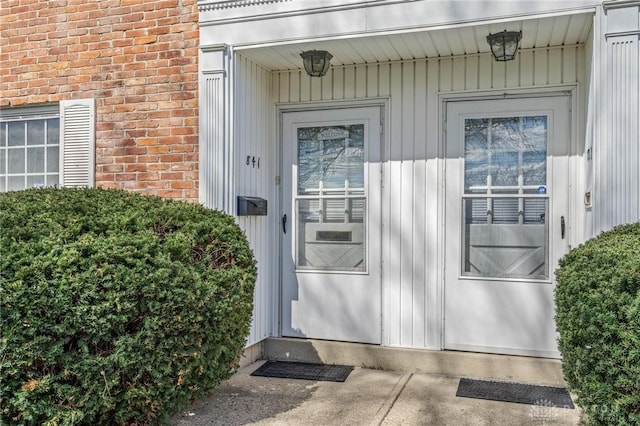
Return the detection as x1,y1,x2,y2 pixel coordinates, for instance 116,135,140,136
0,188,256,425
555,223,640,425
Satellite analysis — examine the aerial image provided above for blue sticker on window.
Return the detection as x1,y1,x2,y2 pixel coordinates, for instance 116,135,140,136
537,186,547,194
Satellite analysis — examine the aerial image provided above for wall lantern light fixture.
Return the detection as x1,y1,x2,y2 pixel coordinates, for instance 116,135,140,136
300,50,333,77
486,30,522,62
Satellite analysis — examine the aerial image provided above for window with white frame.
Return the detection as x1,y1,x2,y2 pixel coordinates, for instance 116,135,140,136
0,99,95,192
0,105,60,191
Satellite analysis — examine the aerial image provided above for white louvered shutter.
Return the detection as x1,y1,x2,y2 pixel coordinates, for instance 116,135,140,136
60,99,95,187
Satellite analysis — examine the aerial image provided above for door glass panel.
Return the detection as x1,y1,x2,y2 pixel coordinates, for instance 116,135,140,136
462,116,549,279
296,124,366,272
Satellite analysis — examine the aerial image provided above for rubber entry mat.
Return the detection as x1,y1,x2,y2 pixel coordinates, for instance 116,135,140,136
456,378,574,408
250,361,354,382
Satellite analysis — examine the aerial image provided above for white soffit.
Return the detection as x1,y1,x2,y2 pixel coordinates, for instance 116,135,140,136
236,12,594,71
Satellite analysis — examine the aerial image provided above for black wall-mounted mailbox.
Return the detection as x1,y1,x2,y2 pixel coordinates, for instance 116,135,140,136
237,196,267,216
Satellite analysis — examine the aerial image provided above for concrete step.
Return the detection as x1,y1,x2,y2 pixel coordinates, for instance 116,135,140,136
261,337,567,386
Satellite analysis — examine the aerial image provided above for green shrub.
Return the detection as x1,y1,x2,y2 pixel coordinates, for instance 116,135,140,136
555,223,640,425
0,188,256,425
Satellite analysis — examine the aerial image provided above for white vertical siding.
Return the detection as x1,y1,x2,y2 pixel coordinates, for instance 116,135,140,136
583,23,595,239
595,36,639,232
271,46,584,348
202,49,274,347
571,27,590,248
425,58,441,349
412,59,428,349
200,73,226,210
592,2,640,235
234,56,276,346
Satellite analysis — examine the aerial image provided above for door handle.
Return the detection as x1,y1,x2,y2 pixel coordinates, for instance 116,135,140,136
561,216,565,239
282,214,287,234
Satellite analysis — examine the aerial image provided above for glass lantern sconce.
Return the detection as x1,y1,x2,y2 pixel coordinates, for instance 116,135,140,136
486,30,522,62
300,50,333,77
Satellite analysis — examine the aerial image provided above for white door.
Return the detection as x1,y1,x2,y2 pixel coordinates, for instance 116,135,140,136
444,96,570,358
281,107,382,344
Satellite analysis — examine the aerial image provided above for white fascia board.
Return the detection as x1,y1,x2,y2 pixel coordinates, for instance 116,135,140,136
199,0,599,47
198,0,404,25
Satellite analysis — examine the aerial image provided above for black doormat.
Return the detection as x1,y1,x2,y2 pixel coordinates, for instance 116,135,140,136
250,361,354,382
456,378,574,409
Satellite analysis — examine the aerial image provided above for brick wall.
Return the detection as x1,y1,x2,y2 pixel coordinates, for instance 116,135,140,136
0,0,199,200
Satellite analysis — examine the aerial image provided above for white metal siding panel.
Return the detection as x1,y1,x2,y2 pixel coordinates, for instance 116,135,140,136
520,50,535,87
278,72,289,104
301,69,310,101
491,57,507,88
478,54,493,89
60,99,95,188
388,61,404,346
332,68,344,100
425,57,441,349
564,46,579,84
200,73,225,210
413,59,428,348
583,23,596,239
549,49,563,85
400,61,415,346
464,56,478,90
596,34,640,232
235,56,275,346
572,41,589,248
534,50,549,86
271,46,581,348
452,57,465,91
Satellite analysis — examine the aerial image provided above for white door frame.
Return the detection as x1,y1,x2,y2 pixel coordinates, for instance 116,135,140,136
277,99,389,343
438,87,578,354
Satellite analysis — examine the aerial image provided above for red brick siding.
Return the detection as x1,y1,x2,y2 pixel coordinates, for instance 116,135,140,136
0,0,199,201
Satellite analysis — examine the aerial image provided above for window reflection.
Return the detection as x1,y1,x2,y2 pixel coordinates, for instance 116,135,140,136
462,115,549,280
296,124,366,272
464,116,547,192
298,125,364,192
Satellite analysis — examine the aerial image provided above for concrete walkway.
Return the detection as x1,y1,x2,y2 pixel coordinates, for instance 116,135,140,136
169,361,582,426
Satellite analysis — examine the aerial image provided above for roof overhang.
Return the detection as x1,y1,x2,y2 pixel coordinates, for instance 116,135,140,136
199,1,598,71
239,12,595,71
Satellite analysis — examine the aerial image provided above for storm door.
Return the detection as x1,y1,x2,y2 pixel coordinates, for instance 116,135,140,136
444,96,570,357
281,107,382,344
